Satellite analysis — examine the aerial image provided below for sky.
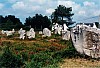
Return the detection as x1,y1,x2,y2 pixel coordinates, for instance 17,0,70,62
0,0,100,24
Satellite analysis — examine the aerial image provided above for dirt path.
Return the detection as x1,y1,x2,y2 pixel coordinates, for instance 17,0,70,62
60,58,100,68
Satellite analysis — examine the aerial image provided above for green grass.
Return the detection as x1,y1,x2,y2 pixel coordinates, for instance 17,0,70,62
0,32,78,68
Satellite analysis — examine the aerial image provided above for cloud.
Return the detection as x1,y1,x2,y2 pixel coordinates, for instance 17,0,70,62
57,1,100,22
46,8,55,14
78,10,86,15
0,3,4,9
31,6,41,11
93,10,100,16
7,0,18,3
58,1,81,11
83,1,95,7
29,0,46,4
0,0,100,23
12,1,25,10
12,1,41,13
58,1,83,21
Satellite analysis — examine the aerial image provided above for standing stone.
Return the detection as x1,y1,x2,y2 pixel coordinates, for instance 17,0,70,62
6,31,13,36
63,23,68,31
39,31,43,34
12,29,15,33
52,23,59,31
93,23,97,28
55,25,62,35
62,31,70,40
1,30,6,34
18,28,26,40
43,28,51,37
27,28,35,39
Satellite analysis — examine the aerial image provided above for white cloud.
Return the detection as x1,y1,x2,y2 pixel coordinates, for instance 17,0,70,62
78,10,86,15
12,1,25,10
57,1,100,22
7,0,18,3
83,1,95,7
29,0,46,4
11,0,57,16
58,1,73,7
31,6,41,11
12,1,41,13
58,1,81,12
46,8,55,14
93,10,100,16
0,3,4,9
1,0,100,23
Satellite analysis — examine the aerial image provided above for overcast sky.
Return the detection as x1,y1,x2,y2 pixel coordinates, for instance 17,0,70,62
0,0,100,23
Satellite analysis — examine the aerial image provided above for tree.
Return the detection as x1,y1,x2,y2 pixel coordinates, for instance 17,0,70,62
24,14,51,30
0,15,4,29
51,5,74,26
95,22,99,28
0,15,23,30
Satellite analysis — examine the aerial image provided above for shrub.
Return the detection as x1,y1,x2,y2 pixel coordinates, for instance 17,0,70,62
26,52,54,68
0,46,24,68
52,40,78,59
21,52,28,62
14,42,27,51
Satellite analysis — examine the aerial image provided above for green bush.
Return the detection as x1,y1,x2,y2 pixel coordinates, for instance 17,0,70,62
21,52,28,62
26,52,55,68
0,46,24,68
14,42,27,51
52,40,78,59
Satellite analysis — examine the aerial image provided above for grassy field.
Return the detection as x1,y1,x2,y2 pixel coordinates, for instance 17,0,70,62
60,58,100,68
0,31,100,68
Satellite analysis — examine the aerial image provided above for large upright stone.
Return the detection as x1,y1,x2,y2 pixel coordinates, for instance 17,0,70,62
63,23,68,31
55,25,62,35
71,23,100,58
62,30,70,40
39,31,43,34
93,23,97,28
1,30,6,34
43,28,51,37
18,28,26,40
52,23,59,31
26,28,35,39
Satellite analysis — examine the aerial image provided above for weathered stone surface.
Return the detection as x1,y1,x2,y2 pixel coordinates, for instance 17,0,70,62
18,28,26,40
26,28,35,39
71,24,100,58
62,30,70,40
43,28,51,37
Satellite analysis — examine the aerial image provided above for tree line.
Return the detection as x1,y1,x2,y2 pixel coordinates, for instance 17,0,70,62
24,14,51,30
0,15,23,30
0,5,74,30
